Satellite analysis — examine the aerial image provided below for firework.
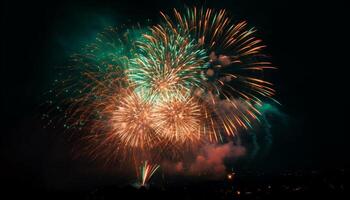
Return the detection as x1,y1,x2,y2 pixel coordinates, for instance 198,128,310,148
155,7,276,140
153,95,203,144
46,7,277,171
161,7,276,102
45,26,139,131
137,160,160,187
129,24,208,99
109,89,160,150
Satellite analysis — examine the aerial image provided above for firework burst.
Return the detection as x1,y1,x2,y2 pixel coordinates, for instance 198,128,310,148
110,89,159,150
156,7,276,140
129,24,208,99
153,95,203,144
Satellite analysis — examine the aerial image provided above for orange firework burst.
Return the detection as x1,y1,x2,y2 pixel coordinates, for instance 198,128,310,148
153,95,203,144
110,89,159,150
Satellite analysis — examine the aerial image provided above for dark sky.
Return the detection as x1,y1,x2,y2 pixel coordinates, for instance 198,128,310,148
1,0,346,191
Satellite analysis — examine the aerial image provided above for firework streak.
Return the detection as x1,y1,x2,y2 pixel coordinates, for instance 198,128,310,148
137,161,160,186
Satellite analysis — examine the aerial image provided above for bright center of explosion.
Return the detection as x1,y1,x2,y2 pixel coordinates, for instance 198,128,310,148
153,98,202,143
111,91,157,149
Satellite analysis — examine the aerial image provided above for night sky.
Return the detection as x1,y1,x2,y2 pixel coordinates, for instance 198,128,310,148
1,0,346,193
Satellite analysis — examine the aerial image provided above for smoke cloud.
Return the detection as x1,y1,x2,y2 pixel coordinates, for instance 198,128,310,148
163,142,245,178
